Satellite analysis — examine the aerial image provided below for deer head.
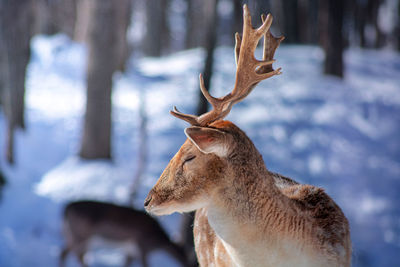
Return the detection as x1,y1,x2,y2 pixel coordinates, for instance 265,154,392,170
144,5,283,216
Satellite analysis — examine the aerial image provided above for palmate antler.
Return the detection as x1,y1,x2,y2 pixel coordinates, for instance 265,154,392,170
171,5,284,127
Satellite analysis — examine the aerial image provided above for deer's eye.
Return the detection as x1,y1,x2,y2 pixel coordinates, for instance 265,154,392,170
183,155,196,164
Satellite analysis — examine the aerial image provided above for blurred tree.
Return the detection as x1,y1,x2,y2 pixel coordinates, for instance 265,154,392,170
79,0,121,159
269,0,285,36
297,0,319,44
185,0,206,49
196,0,219,115
231,0,243,44
353,0,385,48
0,0,34,164
368,0,385,48
0,169,5,201
282,0,299,43
31,0,77,38
114,0,133,71
143,0,169,56
319,0,344,78
268,0,318,44
75,0,132,71
249,0,270,25
398,0,400,51
74,0,92,43
353,0,367,47
129,89,148,204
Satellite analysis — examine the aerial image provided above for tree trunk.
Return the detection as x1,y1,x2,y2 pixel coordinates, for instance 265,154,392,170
282,0,299,43
0,166,5,201
31,0,77,37
180,212,197,265
354,0,367,47
74,0,131,72
143,0,168,56
297,0,310,43
114,0,132,71
129,89,148,204
196,0,219,116
0,0,33,164
319,0,344,78
249,0,270,26
307,0,319,44
367,0,384,48
398,0,400,51
74,0,92,43
79,0,119,159
231,0,243,45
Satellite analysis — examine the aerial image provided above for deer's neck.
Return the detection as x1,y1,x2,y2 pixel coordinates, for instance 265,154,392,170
208,162,289,237
206,152,302,266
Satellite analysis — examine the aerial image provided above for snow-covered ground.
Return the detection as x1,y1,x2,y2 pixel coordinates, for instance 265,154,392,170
0,34,399,266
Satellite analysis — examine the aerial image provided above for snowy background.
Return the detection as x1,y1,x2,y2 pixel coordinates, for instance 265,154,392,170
0,34,399,266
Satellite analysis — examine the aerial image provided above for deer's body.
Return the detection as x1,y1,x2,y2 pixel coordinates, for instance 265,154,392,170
60,200,188,267
191,122,350,267
145,5,351,267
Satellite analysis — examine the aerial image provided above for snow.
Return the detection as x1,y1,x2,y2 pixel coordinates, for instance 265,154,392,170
35,157,134,204
1,33,400,266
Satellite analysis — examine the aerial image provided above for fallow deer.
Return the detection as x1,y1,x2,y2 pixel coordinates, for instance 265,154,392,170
60,200,189,267
144,5,351,267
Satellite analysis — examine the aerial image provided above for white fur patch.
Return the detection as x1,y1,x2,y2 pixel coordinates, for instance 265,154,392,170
207,206,331,267
149,198,209,216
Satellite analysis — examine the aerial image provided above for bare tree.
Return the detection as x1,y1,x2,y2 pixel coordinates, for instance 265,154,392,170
319,0,344,78
368,0,385,48
129,89,148,204
0,168,5,201
398,0,400,51
231,0,243,44
143,0,169,56
74,0,131,71
114,0,133,71
0,0,34,164
31,0,77,37
73,0,92,43
282,0,299,43
196,0,219,115
79,0,121,159
352,0,385,48
185,0,206,49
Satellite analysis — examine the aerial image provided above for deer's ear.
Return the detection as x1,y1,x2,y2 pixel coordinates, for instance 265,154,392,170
185,126,231,157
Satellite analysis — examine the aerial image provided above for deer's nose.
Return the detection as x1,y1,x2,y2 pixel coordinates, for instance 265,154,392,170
144,194,152,208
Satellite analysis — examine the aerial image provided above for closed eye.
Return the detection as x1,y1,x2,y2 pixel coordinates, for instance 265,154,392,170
183,155,196,164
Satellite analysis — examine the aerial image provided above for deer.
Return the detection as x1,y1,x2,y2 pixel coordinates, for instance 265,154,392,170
144,5,351,267
59,200,190,267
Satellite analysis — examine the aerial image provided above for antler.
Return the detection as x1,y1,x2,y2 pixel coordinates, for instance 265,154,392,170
171,4,284,126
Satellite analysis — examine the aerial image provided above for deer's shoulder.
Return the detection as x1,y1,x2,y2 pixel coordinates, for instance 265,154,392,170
270,172,344,221
271,172,349,253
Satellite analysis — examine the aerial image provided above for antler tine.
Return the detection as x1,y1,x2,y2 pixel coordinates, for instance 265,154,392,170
199,74,219,107
170,106,199,126
170,5,283,127
256,13,273,38
234,32,241,66
228,5,281,103
257,13,284,75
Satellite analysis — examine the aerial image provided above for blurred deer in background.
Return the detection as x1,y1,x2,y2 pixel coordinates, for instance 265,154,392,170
60,200,189,267
144,5,351,267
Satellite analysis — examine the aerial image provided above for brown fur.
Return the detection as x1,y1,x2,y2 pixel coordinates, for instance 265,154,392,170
60,201,189,267
145,120,351,267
